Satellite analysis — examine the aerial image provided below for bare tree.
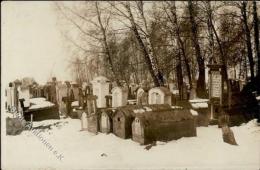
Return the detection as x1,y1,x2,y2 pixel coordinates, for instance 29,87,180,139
241,1,255,80
253,0,260,76
187,0,206,97
110,2,164,86
55,2,121,85
163,1,192,91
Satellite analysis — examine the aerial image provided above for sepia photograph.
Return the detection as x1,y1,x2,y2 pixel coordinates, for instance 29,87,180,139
1,1,260,169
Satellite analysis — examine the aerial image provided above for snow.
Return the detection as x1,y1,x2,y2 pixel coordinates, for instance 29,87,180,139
71,101,79,107
190,109,199,116
143,106,152,112
172,90,179,95
189,98,209,109
171,106,183,109
2,117,260,170
29,97,55,110
133,109,146,114
127,99,137,105
190,102,208,109
189,99,209,103
29,97,46,103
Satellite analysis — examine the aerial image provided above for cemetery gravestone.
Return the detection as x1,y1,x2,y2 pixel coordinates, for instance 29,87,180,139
56,83,67,115
207,64,224,120
91,76,110,108
148,87,172,105
81,112,88,131
86,95,99,134
112,86,128,107
136,88,148,105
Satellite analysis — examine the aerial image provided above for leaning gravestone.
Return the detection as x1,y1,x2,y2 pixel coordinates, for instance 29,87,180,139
222,125,238,145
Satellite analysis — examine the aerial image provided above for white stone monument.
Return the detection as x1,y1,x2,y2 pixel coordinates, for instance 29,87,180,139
112,86,128,107
91,76,110,108
17,85,30,112
81,112,88,131
148,87,172,105
5,86,15,112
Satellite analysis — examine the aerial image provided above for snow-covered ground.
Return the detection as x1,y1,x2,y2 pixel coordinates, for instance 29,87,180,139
29,97,55,109
2,117,260,170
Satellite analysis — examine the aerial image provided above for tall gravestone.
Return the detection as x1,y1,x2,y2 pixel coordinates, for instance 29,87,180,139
6,83,16,112
112,86,128,107
86,95,98,134
13,80,22,112
91,76,110,108
56,83,67,114
207,64,224,120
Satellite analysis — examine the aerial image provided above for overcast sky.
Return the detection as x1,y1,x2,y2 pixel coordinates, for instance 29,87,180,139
2,1,71,85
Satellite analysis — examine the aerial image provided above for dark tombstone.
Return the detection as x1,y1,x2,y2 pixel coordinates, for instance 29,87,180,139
105,95,112,108
222,125,238,145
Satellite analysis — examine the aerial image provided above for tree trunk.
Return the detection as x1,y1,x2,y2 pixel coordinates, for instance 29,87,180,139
188,0,206,98
242,1,255,81
253,0,260,76
169,2,192,90
205,1,232,108
95,2,121,86
125,3,164,87
176,52,184,100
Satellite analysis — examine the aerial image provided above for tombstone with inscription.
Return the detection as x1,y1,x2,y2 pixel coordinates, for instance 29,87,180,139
112,86,128,107
148,87,172,105
86,95,99,134
99,109,113,133
91,76,110,108
136,88,148,105
207,64,224,120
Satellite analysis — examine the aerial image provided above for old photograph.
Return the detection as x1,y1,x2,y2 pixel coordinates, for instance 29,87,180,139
1,1,260,169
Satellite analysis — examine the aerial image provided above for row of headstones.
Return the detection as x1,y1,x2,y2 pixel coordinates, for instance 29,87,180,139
91,76,176,109
55,76,184,115
97,85,173,108
80,94,197,145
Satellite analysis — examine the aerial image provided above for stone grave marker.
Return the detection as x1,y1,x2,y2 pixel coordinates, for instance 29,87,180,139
112,86,128,107
91,76,110,108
